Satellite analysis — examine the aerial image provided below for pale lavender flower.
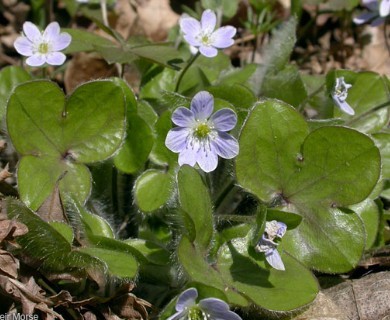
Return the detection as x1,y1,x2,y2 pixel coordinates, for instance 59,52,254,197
255,220,287,271
353,0,390,26
167,288,242,320
14,21,71,67
179,9,236,58
332,77,355,116
165,91,239,173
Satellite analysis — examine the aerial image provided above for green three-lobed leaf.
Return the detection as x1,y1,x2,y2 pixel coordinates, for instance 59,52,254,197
236,100,381,272
7,80,126,210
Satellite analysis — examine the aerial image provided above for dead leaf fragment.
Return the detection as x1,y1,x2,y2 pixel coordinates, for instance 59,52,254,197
0,219,28,242
0,249,19,278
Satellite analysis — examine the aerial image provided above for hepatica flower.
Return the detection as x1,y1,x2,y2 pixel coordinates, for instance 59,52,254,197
165,91,239,173
353,0,390,26
180,9,236,57
255,220,287,271
167,288,242,320
332,77,355,116
14,21,71,67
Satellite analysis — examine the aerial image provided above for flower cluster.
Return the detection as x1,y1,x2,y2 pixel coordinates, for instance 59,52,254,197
332,77,355,116
14,21,71,67
179,9,236,58
255,220,287,271
353,0,390,26
167,288,242,320
165,91,239,173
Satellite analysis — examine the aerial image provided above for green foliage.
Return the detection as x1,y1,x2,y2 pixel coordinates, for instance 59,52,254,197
0,66,31,121
4,3,390,318
7,80,126,210
236,100,381,272
250,17,297,95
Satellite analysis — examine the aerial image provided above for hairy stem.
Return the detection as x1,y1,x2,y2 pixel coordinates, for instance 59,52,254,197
175,52,200,92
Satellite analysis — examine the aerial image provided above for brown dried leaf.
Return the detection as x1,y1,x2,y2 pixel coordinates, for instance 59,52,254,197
0,249,19,278
37,186,67,223
0,164,12,181
0,219,28,242
294,271,390,320
111,293,151,320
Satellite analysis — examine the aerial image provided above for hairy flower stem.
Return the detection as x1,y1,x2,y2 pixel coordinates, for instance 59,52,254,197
214,214,255,223
175,52,200,92
100,0,109,27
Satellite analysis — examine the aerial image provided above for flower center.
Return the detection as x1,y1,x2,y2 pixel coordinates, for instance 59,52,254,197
194,123,211,139
38,42,50,54
200,33,212,45
188,306,209,320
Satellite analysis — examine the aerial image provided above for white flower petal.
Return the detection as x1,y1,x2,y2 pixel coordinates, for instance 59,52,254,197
180,16,201,37
23,22,42,42
380,0,390,17
166,310,188,320
211,132,239,159
14,37,34,56
333,96,355,115
209,108,237,131
199,45,218,57
166,127,191,153
183,34,202,47
211,26,236,48
172,107,196,127
178,146,197,167
190,91,214,121
51,32,72,51
201,9,217,33
363,0,379,10
25,54,46,66
175,288,197,312
196,146,218,172
353,12,378,24
45,52,66,65
371,16,385,26
199,298,242,320
43,21,60,42
265,249,285,271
